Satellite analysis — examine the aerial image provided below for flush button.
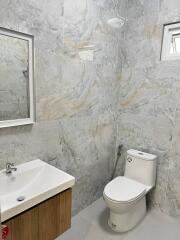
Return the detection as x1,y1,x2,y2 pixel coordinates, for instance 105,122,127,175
127,157,132,163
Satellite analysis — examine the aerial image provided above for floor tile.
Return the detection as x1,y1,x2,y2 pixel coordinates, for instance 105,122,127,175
57,198,180,240
85,223,125,240
56,213,91,240
79,198,107,224
123,209,180,240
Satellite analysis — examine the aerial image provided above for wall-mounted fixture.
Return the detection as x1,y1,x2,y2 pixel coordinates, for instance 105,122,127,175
0,27,35,128
107,17,126,29
161,22,180,61
78,45,95,61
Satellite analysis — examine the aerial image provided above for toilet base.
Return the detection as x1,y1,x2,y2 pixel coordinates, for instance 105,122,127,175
108,197,146,232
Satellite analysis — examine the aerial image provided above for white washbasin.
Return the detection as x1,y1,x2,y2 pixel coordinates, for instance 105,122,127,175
0,159,75,222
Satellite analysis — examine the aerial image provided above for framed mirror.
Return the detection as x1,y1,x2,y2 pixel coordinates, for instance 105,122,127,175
0,27,35,128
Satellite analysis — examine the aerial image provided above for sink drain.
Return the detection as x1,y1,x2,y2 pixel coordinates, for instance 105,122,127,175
17,196,26,202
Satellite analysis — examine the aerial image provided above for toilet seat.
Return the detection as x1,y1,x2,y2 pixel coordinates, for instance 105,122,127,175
104,176,147,203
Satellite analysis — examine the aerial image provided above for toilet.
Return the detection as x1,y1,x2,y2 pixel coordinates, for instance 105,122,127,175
103,149,157,232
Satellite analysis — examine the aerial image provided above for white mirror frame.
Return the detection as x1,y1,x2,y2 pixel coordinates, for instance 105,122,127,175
0,27,35,128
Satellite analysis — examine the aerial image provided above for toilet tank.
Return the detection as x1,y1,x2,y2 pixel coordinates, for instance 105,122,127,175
124,149,157,187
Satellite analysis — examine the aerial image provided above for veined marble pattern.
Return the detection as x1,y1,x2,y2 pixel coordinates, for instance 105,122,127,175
0,0,125,215
0,0,179,218
116,0,180,216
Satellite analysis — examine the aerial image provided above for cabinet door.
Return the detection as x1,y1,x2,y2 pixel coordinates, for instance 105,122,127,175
2,188,72,240
10,207,38,240
38,189,72,240
58,188,72,234
38,194,60,240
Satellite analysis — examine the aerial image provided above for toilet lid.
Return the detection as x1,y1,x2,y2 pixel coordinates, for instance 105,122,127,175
104,176,147,203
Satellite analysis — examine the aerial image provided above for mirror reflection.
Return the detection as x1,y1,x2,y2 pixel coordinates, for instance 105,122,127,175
0,34,29,121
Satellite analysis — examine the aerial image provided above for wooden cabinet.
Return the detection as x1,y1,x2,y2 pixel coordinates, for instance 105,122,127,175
9,207,38,240
38,189,71,240
3,188,72,240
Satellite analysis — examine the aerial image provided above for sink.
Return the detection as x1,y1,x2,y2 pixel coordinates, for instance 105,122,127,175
0,159,75,222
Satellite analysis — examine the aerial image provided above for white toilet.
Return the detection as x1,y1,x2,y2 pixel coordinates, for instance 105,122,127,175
103,149,157,232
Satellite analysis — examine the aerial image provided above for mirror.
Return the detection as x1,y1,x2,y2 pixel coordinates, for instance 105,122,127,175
0,27,35,128
161,22,180,61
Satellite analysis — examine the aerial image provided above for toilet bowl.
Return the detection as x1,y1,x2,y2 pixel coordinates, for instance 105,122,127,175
103,149,157,232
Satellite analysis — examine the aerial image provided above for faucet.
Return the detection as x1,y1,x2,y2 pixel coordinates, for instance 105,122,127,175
6,162,17,174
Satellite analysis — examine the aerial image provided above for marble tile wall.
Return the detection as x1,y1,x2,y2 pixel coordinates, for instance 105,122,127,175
116,0,180,217
0,0,179,218
0,0,126,214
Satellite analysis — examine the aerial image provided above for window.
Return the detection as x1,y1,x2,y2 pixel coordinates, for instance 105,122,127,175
161,22,180,61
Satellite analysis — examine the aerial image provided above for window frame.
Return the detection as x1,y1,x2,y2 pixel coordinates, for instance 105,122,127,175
161,22,180,61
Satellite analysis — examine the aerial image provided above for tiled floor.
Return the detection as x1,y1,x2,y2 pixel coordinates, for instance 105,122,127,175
57,198,180,240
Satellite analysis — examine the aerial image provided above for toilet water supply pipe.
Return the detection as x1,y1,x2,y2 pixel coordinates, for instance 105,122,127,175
111,144,123,180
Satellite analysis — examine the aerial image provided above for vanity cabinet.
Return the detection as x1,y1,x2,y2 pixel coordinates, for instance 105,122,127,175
3,188,72,240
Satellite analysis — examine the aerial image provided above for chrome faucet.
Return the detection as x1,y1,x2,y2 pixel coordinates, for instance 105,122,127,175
6,162,17,174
